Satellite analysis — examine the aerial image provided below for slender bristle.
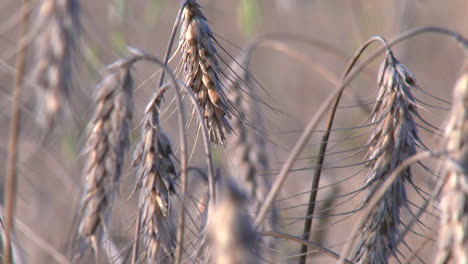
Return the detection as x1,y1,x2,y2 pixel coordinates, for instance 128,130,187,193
352,53,421,264
32,0,79,128
132,90,177,261
79,65,133,253
436,64,468,264
178,0,233,145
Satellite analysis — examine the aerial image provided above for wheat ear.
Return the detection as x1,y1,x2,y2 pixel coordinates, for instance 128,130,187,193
225,55,278,260
32,0,79,128
352,53,421,264
178,0,233,145
132,88,177,261
79,64,133,253
208,179,259,264
436,63,468,264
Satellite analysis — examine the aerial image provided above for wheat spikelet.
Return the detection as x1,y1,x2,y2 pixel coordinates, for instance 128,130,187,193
178,0,233,145
132,90,177,261
208,179,259,264
436,64,468,264
32,0,79,128
352,53,421,264
225,55,278,260
79,65,133,252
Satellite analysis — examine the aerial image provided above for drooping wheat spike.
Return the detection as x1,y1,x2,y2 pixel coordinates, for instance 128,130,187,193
436,63,468,264
79,64,133,253
32,0,79,128
352,53,421,264
226,55,267,198
208,179,259,264
178,0,233,145
132,89,177,261
225,55,278,260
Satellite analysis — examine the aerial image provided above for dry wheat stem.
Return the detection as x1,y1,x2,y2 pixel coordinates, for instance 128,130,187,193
79,62,133,253
4,1,31,263
351,52,421,264
436,64,468,264
178,0,233,145
13,216,68,264
32,0,79,128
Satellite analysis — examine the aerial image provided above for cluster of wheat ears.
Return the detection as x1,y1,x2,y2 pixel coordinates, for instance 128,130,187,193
2,0,468,263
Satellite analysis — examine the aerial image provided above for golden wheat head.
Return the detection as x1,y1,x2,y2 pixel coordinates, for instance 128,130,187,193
178,0,233,145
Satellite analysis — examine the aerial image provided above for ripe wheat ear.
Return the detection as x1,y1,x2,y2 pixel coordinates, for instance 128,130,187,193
352,52,422,264
436,63,468,264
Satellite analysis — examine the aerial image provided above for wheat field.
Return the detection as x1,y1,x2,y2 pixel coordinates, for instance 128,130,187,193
0,0,468,263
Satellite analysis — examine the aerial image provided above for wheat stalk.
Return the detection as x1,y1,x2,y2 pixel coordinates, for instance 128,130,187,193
352,53,421,264
178,0,233,145
436,64,468,264
132,88,177,261
32,0,79,128
79,64,133,253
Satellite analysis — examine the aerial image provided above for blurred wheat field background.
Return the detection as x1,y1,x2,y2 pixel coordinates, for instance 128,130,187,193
0,0,468,263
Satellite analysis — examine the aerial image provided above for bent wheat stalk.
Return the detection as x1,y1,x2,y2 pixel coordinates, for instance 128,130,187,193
4,1,31,263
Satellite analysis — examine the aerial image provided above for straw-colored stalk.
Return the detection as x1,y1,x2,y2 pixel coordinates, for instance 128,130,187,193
79,65,133,252
436,65,468,264
178,0,233,145
352,54,421,264
132,92,177,261
32,0,79,127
